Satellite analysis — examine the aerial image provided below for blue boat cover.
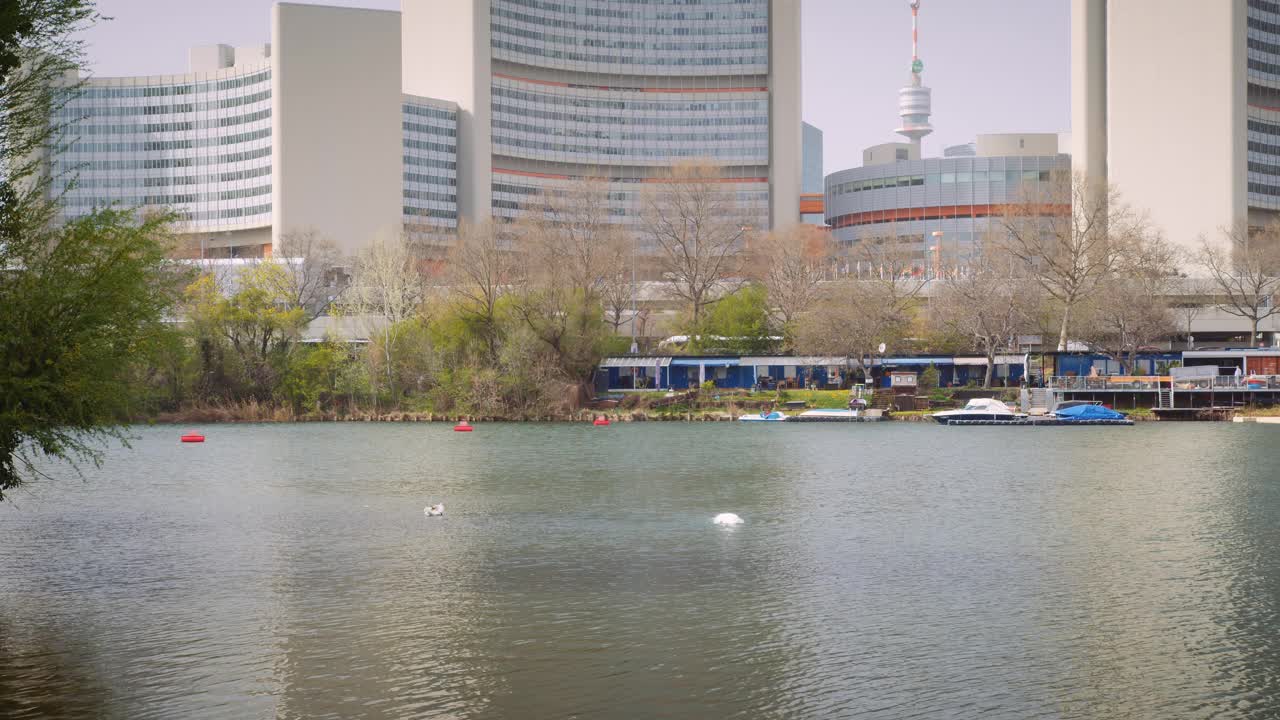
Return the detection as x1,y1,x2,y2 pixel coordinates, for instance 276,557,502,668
1055,404,1126,420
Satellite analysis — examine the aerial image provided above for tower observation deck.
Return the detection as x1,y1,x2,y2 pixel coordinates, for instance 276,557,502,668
895,0,933,152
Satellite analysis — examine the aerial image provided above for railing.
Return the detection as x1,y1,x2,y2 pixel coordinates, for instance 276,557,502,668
1167,376,1280,390
1048,375,1280,391
1046,376,1167,391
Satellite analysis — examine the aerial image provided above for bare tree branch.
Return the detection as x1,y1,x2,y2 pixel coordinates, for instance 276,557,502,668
638,161,751,325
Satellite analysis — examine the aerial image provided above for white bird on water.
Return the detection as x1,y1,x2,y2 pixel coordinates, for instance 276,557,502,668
713,512,743,526
424,503,445,517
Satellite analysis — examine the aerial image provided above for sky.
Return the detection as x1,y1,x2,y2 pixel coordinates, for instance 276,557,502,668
79,0,1069,173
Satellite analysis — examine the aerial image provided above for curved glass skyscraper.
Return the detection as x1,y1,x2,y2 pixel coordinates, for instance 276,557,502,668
403,0,801,233
48,1,800,257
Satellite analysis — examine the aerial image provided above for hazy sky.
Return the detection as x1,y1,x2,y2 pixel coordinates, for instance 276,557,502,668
80,0,1069,173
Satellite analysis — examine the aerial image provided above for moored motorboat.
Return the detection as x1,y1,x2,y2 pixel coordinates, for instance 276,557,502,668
932,398,1029,425
1052,404,1134,425
739,410,789,422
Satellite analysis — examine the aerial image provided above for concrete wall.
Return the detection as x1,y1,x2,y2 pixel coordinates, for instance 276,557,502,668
189,44,233,72
402,0,492,225
234,44,271,69
976,133,1059,157
272,3,404,256
862,142,918,167
1070,0,1107,188
1075,0,1247,253
769,0,802,229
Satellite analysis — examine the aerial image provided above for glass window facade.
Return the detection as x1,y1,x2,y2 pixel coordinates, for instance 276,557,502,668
823,154,1071,262
1250,1,1280,209
54,67,274,230
401,98,460,238
488,0,773,226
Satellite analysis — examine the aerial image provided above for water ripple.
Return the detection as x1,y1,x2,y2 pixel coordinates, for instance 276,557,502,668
2,423,1280,718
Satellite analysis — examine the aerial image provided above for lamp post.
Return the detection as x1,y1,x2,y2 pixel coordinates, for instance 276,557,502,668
630,232,638,354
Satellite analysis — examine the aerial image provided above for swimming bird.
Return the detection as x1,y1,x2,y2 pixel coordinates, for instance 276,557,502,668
425,503,445,517
713,512,744,526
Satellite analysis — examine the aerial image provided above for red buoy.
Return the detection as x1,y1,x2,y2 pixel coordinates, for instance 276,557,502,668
453,420,473,432
593,417,610,426
180,432,205,443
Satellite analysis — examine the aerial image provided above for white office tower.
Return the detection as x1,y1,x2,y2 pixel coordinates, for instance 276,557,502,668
895,0,933,155
50,1,803,257
401,0,802,232
1071,0,1269,253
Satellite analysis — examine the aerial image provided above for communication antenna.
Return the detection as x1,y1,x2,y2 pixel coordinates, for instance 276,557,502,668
896,0,933,153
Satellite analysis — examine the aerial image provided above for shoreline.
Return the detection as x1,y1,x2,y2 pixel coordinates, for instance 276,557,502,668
136,409,1173,424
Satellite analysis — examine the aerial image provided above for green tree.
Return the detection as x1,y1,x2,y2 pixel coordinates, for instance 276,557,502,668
1,209,180,499
183,263,306,400
279,342,351,415
696,284,775,354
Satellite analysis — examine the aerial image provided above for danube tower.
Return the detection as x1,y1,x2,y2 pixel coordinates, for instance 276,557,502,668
895,0,933,154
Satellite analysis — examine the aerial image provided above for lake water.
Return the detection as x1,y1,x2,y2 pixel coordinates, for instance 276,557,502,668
2,422,1280,719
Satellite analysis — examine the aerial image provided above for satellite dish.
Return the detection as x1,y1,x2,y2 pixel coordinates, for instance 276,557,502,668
878,343,886,353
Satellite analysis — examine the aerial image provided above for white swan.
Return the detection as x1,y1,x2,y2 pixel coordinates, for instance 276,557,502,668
424,503,445,517
712,512,744,526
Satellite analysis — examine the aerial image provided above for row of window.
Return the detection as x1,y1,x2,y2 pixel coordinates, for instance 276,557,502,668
1249,181,1280,197
403,138,457,154
402,103,456,122
1250,160,1280,176
403,189,458,203
496,0,766,23
75,71,271,98
492,102,766,127
1249,119,1280,136
404,156,457,171
493,85,764,112
492,181,766,204
68,108,270,135
62,183,271,206
1250,56,1280,77
178,202,273,223
1249,15,1280,36
492,117,766,143
55,145,271,171
492,39,766,69
493,4,765,37
1248,35,1280,58
830,169,1053,196
58,90,272,118
1249,138,1280,156
828,210,1007,230
403,207,458,219
492,22,767,53
402,121,457,138
64,165,271,189
62,127,271,153
404,172,457,186
1251,0,1280,16
492,133,765,158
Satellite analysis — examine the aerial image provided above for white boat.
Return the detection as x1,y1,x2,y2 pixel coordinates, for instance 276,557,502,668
931,398,1028,425
739,410,788,422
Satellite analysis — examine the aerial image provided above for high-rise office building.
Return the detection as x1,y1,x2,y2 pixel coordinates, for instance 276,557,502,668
1071,0,1280,252
401,0,801,236
825,133,1070,270
54,3,459,257
54,0,801,257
